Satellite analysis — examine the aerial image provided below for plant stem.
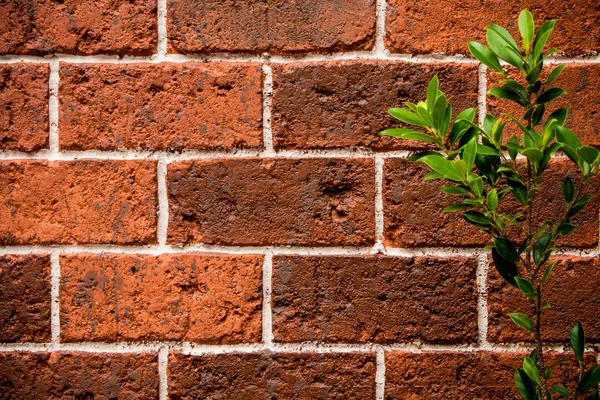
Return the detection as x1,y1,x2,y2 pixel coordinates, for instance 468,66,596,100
533,284,548,395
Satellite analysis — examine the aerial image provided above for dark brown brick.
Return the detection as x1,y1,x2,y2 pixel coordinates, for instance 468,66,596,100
488,256,600,343
0,64,48,151
59,63,263,151
0,160,157,245
385,351,597,399
168,351,376,399
0,0,157,55
272,255,478,344
383,159,599,248
488,64,600,148
385,1,600,56
0,351,158,399
271,61,478,150
167,158,375,246
60,253,263,343
168,0,376,54
0,254,51,342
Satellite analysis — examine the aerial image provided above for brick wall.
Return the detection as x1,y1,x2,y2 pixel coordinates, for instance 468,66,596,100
0,1,599,398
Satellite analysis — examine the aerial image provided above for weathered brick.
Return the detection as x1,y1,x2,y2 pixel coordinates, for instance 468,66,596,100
0,254,51,342
59,63,263,151
272,255,478,344
0,0,157,55
168,351,376,399
271,61,478,150
488,64,600,148
385,1,600,56
0,160,157,245
60,253,263,343
0,64,48,151
0,351,158,399
383,159,599,248
385,351,597,399
167,158,375,246
488,256,600,343
168,0,376,54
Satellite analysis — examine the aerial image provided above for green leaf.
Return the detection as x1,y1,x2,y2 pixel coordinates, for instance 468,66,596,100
547,108,568,128
486,24,524,69
523,356,540,384
546,64,566,87
536,88,567,104
521,148,544,164
518,9,535,52
508,313,535,332
443,203,473,213
468,41,503,72
581,365,600,392
568,194,594,218
533,20,557,60
487,189,498,212
552,385,570,396
515,368,536,400
533,233,552,266
432,92,448,133
389,108,428,128
507,177,528,205
468,174,484,197
507,136,520,160
542,261,557,286
532,104,545,126
562,177,574,203
451,159,468,178
577,146,600,165
557,223,577,236
586,390,600,400
462,137,477,170
488,86,528,106
439,186,471,195
426,75,439,112
407,150,442,162
493,236,520,263
423,171,443,181
491,248,519,287
462,210,494,228
379,128,438,143
418,155,464,182
515,277,537,299
570,321,585,362
556,126,582,150
477,144,499,156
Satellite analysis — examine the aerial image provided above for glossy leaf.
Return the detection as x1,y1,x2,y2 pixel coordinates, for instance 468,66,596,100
533,233,552,266
581,365,600,392
508,313,535,332
552,385,570,396
462,137,478,170
488,86,528,106
426,75,439,111
443,203,473,213
468,41,503,72
486,24,524,69
536,88,567,104
487,189,499,212
522,148,544,164
568,194,594,218
389,108,428,127
515,368,536,400
515,277,537,299
379,129,437,143
463,210,494,228
439,186,471,195
533,20,557,60
562,177,574,203
546,64,566,87
523,356,540,384
418,155,464,182
570,321,585,362
556,223,577,236
518,9,535,52
494,236,520,263
577,146,600,165
542,261,557,286
492,248,519,287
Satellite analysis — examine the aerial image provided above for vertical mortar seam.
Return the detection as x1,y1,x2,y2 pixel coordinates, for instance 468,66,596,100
157,157,169,247
477,63,487,126
374,155,385,253
375,346,386,400
50,250,60,347
476,252,490,349
48,59,59,155
262,64,275,155
158,346,169,400
262,252,274,348
156,0,168,58
374,0,388,56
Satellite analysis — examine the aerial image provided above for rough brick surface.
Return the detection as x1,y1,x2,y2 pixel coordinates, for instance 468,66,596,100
168,0,376,54
0,64,49,152
0,254,51,342
0,0,157,55
60,253,263,343
488,64,600,148
167,158,375,246
168,351,376,399
0,351,158,399
0,160,157,245
60,63,263,151
384,159,599,248
385,1,600,56
385,351,597,399
488,256,600,343
272,255,478,344
271,61,478,150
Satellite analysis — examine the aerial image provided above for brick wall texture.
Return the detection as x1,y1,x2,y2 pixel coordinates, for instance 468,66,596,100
0,1,599,398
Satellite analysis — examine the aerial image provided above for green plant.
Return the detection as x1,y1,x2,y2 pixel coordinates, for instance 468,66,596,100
380,10,600,399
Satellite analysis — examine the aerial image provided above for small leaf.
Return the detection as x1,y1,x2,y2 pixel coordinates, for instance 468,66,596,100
423,171,443,181
523,356,540,384
389,108,428,128
488,87,528,106
439,186,471,195
562,177,574,203
379,128,438,144
468,41,503,72
486,25,524,69
570,321,585,362
462,137,477,170
515,368,536,400
443,203,473,213
542,261,557,286
556,125,582,150
468,174,484,197
477,144,500,156
462,210,494,228
568,194,594,218
507,177,528,205
533,233,552,266
407,150,442,162
518,9,535,52
493,236,520,263
546,64,566,87
581,365,600,392
487,189,498,212
521,148,544,164
533,20,557,60
577,146,600,165
515,277,537,299
418,155,464,182
536,88,567,104
532,104,545,126
552,385,570,396
492,248,519,287
426,75,439,112
547,108,568,127
508,313,535,332
556,223,577,236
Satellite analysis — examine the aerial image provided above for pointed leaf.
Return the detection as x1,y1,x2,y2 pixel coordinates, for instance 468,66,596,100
515,277,537,299
493,236,520,263
542,261,557,286
418,155,464,182
443,203,473,213
468,41,503,72
536,88,567,104
515,368,536,400
523,356,540,384
389,108,428,128
570,321,585,362
546,64,566,87
462,137,477,170
426,75,439,112
518,9,535,52
379,129,438,144
577,146,599,165
552,385,570,396
533,233,552,266
492,248,519,287
562,177,574,203
581,365,600,392
508,313,535,332
487,189,498,212
439,186,471,195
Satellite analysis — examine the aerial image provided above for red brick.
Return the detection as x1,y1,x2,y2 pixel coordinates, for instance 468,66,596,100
0,160,157,245
488,256,600,343
488,64,600,148
0,0,157,55
0,64,48,151
60,253,263,343
385,351,597,399
167,158,375,246
0,254,51,342
168,0,376,54
385,1,600,56
0,351,158,399
383,159,599,248
272,255,478,344
59,63,263,151
168,351,376,399
271,61,478,150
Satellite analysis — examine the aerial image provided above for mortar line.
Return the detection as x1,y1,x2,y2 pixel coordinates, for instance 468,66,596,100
48,59,59,154
158,346,169,400
375,346,386,400
49,251,61,348
156,0,168,58
261,64,275,155
476,252,491,350
156,156,169,247
262,252,274,347
477,64,487,126
373,0,388,56
374,155,385,253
